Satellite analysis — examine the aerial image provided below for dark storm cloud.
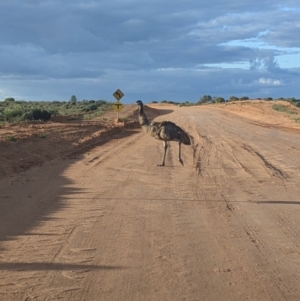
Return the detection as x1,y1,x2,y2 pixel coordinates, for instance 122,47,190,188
0,0,300,101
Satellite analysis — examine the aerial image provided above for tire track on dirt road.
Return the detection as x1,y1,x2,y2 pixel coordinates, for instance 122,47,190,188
186,106,300,300
1,105,300,300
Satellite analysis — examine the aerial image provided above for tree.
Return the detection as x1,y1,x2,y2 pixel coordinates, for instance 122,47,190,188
229,96,239,102
240,96,249,101
213,97,225,103
69,95,77,105
4,97,15,102
197,95,212,104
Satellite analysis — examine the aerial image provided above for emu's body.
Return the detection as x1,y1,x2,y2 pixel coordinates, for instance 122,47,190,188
136,100,191,166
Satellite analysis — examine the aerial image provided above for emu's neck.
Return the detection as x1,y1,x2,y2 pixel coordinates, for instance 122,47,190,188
138,104,149,127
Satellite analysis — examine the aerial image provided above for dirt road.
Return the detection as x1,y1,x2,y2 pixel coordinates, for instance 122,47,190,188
1,104,300,300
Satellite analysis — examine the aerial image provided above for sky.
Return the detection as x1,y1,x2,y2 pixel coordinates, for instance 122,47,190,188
1,0,300,103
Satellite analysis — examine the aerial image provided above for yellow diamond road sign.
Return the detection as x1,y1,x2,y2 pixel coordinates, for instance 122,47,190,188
113,101,123,112
113,89,124,101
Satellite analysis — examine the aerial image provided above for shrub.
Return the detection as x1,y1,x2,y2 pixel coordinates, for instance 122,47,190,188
3,105,23,121
46,108,59,116
69,95,77,105
272,104,297,114
22,111,34,120
294,118,300,123
39,132,47,138
4,97,15,103
197,95,212,104
229,96,239,102
240,96,249,101
213,97,225,103
272,104,288,112
6,135,16,141
180,101,194,106
32,108,52,121
83,104,98,112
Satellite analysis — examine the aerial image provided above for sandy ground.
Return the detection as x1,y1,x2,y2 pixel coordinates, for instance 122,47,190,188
1,101,300,300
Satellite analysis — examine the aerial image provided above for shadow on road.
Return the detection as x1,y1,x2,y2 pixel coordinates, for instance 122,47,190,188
0,262,126,271
257,200,300,205
0,104,177,254
0,127,140,252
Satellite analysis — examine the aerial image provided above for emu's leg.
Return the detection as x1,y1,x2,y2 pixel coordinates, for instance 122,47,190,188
178,142,184,165
158,141,168,166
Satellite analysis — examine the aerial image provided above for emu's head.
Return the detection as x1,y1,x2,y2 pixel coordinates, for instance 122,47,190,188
136,100,143,106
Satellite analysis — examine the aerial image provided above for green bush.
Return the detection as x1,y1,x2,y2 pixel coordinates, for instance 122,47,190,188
69,95,77,105
2,105,23,121
39,132,47,138
229,96,239,102
32,108,52,121
240,96,249,101
98,100,107,105
213,97,225,103
83,104,98,112
22,111,34,120
197,95,212,104
0,99,110,123
294,118,300,123
272,104,297,115
46,108,59,116
6,135,16,141
4,97,15,103
272,104,288,112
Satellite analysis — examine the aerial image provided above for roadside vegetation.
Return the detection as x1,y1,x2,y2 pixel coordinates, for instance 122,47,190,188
272,104,298,115
151,95,300,109
2,94,300,125
150,95,300,124
0,95,112,124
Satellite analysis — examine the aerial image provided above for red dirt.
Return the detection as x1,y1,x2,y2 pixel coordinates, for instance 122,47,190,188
1,101,300,300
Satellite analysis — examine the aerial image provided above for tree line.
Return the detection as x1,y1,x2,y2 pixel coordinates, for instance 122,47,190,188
0,95,111,123
152,95,300,107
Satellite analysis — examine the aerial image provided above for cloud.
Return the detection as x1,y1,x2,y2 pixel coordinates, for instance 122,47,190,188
249,56,280,71
258,77,283,86
0,0,300,101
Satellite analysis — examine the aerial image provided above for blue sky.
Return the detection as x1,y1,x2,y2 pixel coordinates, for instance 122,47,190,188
1,0,300,103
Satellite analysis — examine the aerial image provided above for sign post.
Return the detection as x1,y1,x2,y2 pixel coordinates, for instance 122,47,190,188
112,89,124,121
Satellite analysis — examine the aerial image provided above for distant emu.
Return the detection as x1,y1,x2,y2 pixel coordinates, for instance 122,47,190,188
136,100,191,166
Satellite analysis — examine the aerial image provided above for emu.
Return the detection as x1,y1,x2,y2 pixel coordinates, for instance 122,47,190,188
136,100,191,166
